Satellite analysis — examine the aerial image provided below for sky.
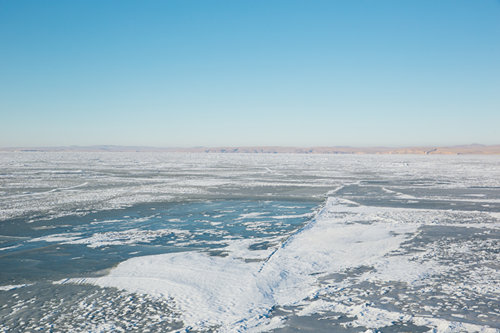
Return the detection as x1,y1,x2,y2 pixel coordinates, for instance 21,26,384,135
0,0,499,147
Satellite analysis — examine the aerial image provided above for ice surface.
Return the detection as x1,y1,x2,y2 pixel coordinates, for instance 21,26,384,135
297,300,499,333
1,152,499,332
2,152,499,223
66,197,500,331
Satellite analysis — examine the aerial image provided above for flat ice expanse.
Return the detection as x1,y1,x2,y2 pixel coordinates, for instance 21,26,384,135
0,152,499,332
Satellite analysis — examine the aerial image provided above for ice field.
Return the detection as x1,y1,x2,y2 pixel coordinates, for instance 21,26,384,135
0,152,499,332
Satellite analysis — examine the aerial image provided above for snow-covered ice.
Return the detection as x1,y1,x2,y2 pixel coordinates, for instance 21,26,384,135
1,152,499,332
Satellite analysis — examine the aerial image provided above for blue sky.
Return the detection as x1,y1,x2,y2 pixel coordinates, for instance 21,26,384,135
1,0,499,147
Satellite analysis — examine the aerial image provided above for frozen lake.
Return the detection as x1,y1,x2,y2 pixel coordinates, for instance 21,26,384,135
0,152,499,332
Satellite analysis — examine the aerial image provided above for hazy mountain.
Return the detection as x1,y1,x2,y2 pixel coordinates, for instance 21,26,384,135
1,144,499,155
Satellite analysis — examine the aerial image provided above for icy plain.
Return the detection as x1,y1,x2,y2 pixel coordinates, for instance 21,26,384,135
0,152,499,332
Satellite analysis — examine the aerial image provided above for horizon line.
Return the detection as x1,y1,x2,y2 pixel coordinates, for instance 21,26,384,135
1,143,499,148
1,144,500,155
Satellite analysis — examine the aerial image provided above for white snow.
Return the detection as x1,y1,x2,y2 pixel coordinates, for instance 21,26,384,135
2,152,499,223
0,284,32,291
28,228,190,248
3,152,499,332
29,232,83,243
66,228,190,248
62,197,499,332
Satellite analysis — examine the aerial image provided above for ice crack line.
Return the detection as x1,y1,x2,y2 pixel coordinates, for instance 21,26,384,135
257,197,331,273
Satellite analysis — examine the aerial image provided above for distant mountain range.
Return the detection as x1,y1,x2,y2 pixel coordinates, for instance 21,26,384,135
1,144,500,155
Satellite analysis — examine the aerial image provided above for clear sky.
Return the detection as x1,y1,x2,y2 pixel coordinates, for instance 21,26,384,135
1,0,499,147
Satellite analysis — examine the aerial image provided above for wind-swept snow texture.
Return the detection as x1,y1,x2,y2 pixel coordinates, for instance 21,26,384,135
1,152,499,332
68,197,500,332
